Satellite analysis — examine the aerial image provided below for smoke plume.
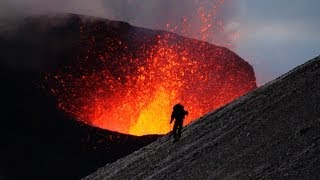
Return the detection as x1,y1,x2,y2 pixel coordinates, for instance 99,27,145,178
0,0,240,46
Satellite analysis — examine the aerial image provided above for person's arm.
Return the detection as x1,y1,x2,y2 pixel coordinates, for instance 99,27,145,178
185,110,189,115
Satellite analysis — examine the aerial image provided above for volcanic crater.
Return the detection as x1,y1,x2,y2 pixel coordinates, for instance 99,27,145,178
37,14,257,135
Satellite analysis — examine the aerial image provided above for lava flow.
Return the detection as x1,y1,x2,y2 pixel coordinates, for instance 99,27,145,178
44,1,256,136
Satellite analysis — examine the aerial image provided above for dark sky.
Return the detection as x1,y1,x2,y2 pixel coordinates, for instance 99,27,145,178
1,0,319,85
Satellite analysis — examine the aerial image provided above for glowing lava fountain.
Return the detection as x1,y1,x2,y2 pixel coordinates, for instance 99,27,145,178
43,14,256,136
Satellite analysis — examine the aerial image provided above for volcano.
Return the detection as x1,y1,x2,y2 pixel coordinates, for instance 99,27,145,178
85,55,320,179
0,13,256,179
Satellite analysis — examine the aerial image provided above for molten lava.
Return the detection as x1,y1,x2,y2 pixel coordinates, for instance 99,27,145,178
45,29,256,136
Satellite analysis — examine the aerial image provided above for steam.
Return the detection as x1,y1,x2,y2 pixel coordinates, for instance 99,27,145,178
0,0,240,46
102,0,240,46
0,0,107,18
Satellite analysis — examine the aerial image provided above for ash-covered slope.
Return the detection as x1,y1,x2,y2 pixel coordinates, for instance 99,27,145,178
85,56,320,179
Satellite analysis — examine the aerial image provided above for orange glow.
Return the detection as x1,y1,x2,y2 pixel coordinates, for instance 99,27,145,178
44,1,256,136
45,34,256,136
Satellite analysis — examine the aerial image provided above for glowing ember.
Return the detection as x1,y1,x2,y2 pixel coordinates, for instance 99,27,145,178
44,2,256,136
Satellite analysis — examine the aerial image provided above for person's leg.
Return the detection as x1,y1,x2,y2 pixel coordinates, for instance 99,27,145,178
172,122,178,140
177,123,182,139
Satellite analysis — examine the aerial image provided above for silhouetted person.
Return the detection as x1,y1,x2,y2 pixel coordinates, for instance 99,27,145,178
170,103,188,142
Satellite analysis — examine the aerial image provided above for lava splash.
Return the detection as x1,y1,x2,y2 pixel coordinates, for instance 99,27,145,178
43,15,256,136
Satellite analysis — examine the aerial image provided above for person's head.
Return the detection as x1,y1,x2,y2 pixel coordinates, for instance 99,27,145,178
173,103,184,111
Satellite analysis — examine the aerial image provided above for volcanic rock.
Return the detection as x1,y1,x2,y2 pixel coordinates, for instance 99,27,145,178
84,56,320,179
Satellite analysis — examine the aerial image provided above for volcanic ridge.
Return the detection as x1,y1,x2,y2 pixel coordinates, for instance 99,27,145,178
85,56,320,179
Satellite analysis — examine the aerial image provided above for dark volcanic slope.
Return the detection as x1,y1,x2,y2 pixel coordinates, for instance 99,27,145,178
85,56,320,179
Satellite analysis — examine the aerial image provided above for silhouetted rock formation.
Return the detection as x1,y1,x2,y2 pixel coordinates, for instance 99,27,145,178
85,56,320,179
